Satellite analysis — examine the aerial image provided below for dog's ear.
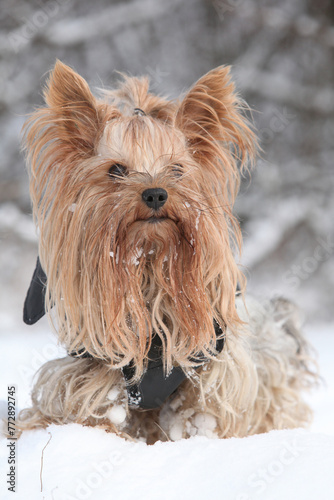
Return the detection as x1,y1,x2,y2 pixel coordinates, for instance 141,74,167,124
176,66,256,175
41,60,112,156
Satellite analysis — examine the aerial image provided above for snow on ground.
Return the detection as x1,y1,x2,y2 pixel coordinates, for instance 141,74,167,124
2,426,334,500
0,318,333,500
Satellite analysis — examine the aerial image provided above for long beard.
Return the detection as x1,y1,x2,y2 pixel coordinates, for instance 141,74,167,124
105,217,218,377
44,197,241,380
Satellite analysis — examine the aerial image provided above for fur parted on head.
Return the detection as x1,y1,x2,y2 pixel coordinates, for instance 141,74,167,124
23,61,256,378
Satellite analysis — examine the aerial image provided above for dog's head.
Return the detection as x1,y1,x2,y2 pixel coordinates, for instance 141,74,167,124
23,61,256,376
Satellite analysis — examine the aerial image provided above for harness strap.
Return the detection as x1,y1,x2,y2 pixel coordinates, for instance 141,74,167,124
121,320,225,410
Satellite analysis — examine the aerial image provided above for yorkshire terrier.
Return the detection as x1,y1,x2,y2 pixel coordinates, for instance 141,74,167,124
19,61,317,443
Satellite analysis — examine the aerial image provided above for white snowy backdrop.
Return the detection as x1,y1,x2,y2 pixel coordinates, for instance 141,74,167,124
0,0,333,499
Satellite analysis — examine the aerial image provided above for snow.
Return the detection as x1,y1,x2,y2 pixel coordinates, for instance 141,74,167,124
1,426,334,499
106,406,127,426
130,247,144,266
106,387,121,402
68,204,77,213
0,319,334,499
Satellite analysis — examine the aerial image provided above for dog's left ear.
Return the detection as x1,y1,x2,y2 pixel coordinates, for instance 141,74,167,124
176,66,256,174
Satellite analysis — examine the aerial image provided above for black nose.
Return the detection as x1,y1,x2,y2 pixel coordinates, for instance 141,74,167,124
142,188,168,210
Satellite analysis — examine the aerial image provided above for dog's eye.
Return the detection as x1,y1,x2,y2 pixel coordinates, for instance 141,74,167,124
171,164,183,177
108,163,128,178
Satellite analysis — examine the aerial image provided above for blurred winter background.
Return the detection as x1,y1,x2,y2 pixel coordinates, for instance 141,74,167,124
0,0,333,329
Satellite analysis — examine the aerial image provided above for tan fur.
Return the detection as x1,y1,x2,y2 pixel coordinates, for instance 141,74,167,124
18,61,317,442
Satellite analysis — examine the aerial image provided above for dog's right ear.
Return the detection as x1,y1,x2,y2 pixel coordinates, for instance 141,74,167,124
39,60,115,156
24,61,118,162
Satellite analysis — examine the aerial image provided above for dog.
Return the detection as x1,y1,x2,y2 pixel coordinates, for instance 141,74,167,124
18,61,317,443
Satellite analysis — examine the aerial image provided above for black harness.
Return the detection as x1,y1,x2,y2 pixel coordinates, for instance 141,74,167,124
121,320,224,410
24,258,225,410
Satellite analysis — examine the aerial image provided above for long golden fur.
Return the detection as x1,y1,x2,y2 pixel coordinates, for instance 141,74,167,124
18,62,317,442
